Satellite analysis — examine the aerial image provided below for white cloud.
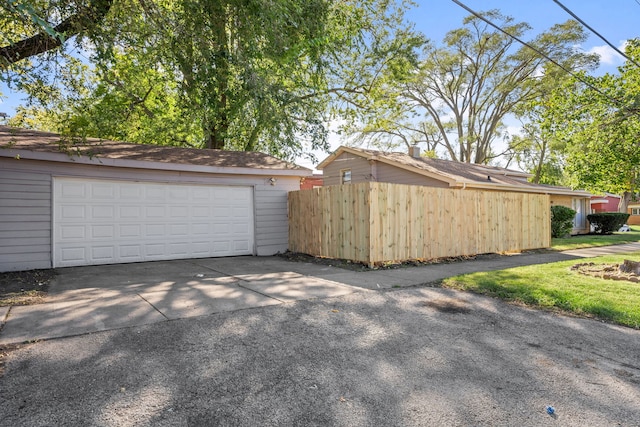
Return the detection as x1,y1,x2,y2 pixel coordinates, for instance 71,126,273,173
588,41,627,66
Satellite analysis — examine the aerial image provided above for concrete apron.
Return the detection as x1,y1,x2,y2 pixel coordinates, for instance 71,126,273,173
3,242,640,345
0,258,362,345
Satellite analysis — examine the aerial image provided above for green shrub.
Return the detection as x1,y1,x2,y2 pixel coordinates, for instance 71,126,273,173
551,205,576,238
587,212,631,234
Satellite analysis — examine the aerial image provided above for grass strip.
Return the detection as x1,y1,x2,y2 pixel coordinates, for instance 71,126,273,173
441,251,640,329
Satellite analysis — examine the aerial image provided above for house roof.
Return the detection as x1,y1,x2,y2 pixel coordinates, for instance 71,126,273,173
0,126,311,176
317,146,591,197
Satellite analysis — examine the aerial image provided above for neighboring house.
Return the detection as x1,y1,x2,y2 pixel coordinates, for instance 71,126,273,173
628,203,640,226
317,146,592,234
0,126,311,272
590,193,621,213
300,172,323,190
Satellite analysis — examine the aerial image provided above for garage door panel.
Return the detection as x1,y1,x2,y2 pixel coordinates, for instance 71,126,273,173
91,183,115,199
120,206,141,218
146,224,166,237
145,186,165,200
191,241,211,255
213,241,231,253
60,225,85,240
60,181,86,198
92,246,114,260
92,205,114,219
54,178,254,267
60,247,86,263
61,205,86,219
145,243,165,257
120,224,141,238
192,206,210,218
170,224,189,236
146,206,166,218
91,225,114,238
192,223,210,234
120,244,142,259
120,185,141,199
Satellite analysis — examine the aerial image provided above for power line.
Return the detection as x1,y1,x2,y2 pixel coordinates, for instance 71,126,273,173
552,0,640,68
449,0,633,113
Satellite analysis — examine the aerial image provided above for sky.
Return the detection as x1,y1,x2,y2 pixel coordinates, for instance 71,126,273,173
2,0,639,169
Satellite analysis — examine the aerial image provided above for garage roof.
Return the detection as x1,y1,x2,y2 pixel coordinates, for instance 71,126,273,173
0,126,310,176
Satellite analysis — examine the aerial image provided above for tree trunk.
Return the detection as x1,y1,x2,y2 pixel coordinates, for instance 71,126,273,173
619,259,640,275
618,191,632,213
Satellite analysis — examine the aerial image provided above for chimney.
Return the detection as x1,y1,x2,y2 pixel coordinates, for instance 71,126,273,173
409,145,421,158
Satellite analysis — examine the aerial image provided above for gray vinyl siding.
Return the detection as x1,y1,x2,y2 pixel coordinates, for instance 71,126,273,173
375,162,449,187
0,157,300,271
322,153,372,185
254,182,297,255
0,165,53,271
322,154,449,188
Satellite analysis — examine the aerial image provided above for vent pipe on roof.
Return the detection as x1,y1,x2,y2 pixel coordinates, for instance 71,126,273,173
409,145,420,158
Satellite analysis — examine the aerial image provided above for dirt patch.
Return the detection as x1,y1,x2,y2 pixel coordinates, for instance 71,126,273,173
0,343,28,377
570,262,640,283
277,251,500,271
0,269,56,307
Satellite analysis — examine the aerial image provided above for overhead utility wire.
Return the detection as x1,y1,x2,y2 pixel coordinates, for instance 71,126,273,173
552,0,640,69
449,0,632,112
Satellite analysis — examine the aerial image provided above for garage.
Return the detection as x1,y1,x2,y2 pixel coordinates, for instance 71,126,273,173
53,178,254,267
0,126,310,272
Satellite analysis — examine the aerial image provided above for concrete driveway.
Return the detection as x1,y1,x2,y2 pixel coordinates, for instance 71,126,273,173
1,245,640,425
2,244,640,344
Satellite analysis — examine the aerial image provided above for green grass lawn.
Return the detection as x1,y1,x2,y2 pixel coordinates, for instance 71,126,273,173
441,252,640,329
551,226,640,251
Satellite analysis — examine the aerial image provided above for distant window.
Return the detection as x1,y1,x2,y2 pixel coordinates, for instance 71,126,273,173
632,208,640,216
341,169,352,184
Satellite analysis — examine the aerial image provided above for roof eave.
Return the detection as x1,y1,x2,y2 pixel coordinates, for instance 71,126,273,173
316,145,377,170
455,181,591,196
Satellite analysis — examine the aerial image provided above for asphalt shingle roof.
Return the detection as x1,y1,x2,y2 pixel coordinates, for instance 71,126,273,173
0,126,308,171
322,146,590,196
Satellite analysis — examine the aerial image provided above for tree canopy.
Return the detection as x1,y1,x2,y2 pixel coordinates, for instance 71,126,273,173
345,10,597,164
2,0,423,161
541,39,640,210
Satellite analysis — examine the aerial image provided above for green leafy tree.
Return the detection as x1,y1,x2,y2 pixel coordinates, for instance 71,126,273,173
2,0,424,162
545,40,640,212
346,11,595,164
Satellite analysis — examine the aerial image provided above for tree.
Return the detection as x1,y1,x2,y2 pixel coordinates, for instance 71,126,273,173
506,63,597,184
346,11,595,164
546,40,640,212
2,0,424,162
1,0,114,65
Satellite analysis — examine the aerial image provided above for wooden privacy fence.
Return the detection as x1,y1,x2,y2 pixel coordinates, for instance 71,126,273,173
288,182,551,265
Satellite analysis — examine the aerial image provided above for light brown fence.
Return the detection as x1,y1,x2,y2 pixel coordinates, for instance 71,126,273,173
288,182,550,265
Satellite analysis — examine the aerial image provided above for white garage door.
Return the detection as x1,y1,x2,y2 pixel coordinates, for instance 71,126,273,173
53,178,254,267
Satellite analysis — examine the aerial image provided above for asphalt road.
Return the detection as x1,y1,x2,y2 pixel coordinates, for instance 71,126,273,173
1,286,639,426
